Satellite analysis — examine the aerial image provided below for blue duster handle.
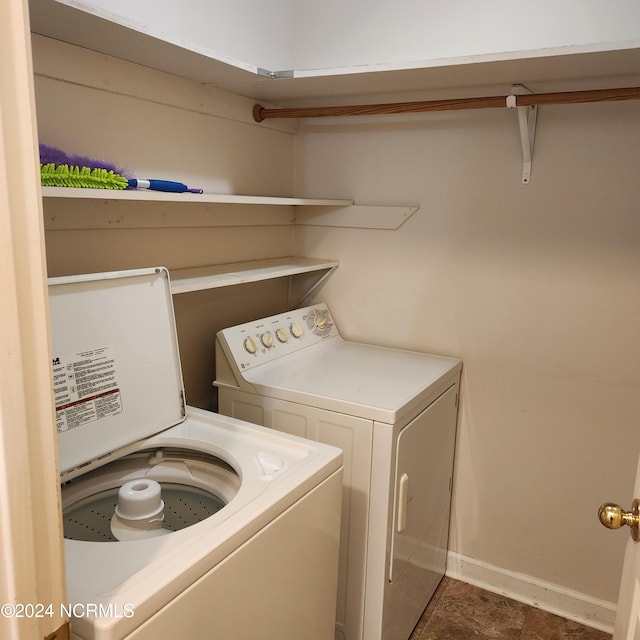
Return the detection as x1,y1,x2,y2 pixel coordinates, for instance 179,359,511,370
128,179,203,194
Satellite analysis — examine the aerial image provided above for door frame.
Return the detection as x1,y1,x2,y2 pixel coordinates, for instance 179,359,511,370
0,1,67,638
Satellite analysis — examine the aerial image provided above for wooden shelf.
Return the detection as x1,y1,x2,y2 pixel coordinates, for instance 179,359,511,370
29,0,640,103
40,187,351,207
40,187,418,230
169,257,339,300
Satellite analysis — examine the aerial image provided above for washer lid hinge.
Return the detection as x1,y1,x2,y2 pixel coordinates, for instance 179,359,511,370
507,84,538,184
45,621,71,640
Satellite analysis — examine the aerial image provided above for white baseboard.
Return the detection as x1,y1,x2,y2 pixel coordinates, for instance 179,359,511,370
446,551,616,634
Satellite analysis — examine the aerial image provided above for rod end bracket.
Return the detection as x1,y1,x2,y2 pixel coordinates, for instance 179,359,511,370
253,104,266,123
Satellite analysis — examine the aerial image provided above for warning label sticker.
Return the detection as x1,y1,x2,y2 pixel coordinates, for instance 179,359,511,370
52,347,122,433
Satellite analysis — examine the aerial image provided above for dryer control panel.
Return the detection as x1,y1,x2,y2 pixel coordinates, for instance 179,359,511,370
217,304,341,372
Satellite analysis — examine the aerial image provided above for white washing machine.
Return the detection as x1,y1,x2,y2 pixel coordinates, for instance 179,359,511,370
214,304,462,640
50,268,343,640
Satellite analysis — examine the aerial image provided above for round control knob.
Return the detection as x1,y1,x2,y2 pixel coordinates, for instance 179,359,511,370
244,336,258,354
314,314,328,331
290,323,304,338
276,328,289,343
261,332,274,348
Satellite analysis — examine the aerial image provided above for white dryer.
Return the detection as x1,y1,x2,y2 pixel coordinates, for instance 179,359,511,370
50,269,342,640
215,303,462,640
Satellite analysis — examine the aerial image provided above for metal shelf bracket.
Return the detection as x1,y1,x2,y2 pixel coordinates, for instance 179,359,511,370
508,84,538,184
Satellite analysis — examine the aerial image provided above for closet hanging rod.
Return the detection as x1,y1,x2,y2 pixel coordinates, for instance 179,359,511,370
252,86,640,122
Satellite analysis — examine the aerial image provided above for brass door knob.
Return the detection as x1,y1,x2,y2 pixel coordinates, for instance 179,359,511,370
598,499,640,541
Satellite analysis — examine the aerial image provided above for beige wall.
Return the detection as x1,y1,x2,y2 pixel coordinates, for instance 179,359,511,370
33,36,298,408
293,92,640,606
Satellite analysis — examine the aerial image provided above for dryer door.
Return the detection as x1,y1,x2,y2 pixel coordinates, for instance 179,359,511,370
384,384,458,640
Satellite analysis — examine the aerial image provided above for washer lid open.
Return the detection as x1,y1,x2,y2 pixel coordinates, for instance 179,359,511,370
49,267,186,475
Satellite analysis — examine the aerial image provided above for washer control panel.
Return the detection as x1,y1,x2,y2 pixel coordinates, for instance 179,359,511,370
218,304,340,372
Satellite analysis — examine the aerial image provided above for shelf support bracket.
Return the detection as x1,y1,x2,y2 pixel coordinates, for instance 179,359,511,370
289,266,338,309
508,84,538,184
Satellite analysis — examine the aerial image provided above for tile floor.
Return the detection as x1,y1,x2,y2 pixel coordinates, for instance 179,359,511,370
409,578,612,640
